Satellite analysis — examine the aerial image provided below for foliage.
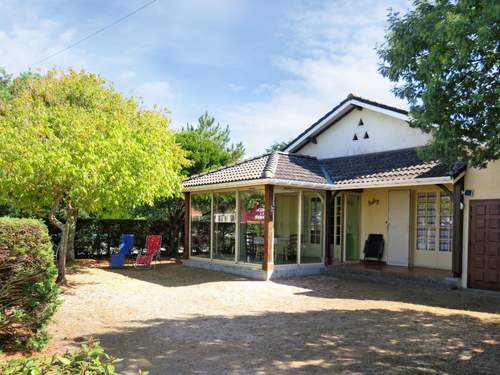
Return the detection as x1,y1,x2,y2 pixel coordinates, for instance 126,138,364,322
0,339,147,375
176,111,245,176
0,69,188,283
0,217,59,351
135,112,244,251
377,0,500,168
266,141,288,152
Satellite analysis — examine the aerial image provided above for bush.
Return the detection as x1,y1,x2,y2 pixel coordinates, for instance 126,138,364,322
0,339,146,375
0,217,59,351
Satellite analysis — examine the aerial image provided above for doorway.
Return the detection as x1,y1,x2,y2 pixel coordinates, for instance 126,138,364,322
387,190,410,266
345,194,361,261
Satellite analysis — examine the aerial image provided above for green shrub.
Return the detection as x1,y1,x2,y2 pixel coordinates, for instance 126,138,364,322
0,217,59,351
0,339,146,375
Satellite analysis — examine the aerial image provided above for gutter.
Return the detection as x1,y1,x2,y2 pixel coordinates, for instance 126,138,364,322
183,176,453,193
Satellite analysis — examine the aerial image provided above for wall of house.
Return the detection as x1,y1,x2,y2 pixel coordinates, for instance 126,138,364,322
461,160,500,288
359,185,454,270
296,108,431,159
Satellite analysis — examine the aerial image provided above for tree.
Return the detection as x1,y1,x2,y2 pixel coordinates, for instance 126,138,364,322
266,141,288,152
377,0,499,168
0,69,188,284
135,112,244,253
176,112,245,176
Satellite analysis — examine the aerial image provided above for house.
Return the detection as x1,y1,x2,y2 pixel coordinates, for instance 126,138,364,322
181,94,500,291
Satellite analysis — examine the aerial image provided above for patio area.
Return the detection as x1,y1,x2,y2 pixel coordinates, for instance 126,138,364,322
39,261,500,374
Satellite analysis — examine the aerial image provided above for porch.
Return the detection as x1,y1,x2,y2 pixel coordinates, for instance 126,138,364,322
327,262,460,288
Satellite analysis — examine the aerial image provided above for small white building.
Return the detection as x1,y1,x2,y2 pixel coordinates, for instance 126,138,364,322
182,94,500,291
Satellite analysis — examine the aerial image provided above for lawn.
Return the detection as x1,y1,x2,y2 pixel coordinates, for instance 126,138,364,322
25,262,500,374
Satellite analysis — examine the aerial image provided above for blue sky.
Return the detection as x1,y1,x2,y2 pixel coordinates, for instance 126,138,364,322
0,0,411,156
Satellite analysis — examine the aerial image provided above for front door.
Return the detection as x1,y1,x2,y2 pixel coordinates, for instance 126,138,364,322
345,194,360,261
388,190,410,266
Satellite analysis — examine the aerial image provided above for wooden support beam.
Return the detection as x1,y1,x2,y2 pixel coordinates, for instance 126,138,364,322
452,177,464,277
436,184,453,199
324,190,332,265
183,192,190,260
263,185,274,271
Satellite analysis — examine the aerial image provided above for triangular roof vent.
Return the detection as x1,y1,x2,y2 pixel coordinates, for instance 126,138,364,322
352,134,358,141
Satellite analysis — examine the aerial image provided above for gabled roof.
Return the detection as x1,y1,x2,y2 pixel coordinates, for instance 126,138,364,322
321,148,465,188
183,151,329,190
182,148,464,191
284,94,409,153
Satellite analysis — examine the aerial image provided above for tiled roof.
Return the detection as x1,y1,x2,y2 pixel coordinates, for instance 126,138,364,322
321,148,464,187
182,152,328,188
183,148,464,190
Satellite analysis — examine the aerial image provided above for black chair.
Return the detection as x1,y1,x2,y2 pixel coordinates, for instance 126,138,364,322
363,234,384,260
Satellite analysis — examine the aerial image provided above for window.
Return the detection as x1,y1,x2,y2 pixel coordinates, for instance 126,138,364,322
301,192,324,264
190,193,211,258
417,192,436,251
416,191,453,252
213,192,236,261
335,195,343,247
439,193,453,252
239,190,265,263
274,191,299,265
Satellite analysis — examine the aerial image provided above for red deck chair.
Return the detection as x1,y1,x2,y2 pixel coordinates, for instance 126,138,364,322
135,235,162,269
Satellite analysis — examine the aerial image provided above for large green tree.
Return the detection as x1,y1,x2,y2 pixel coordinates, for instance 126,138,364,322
377,0,499,167
135,112,244,253
0,69,187,284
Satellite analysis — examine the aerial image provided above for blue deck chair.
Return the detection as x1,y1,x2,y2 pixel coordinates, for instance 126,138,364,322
110,234,134,269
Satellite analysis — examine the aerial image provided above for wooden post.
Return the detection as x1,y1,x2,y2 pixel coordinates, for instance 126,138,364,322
263,185,274,271
324,190,332,265
183,192,190,260
452,177,464,277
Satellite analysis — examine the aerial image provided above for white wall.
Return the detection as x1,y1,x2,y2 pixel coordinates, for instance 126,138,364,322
296,108,431,159
461,160,500,288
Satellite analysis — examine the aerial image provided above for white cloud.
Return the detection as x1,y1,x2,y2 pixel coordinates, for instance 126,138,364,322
0,14,85,75
226,0,411,156
134,81,173,108
119,70,136,80
228,83,244,92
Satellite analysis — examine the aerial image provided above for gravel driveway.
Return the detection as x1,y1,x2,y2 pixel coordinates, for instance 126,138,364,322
43,262,500,374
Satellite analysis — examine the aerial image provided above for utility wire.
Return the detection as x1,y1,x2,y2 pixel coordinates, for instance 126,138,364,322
29,0,158,69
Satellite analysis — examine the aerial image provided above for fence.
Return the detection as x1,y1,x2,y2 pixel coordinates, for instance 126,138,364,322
49,219,183,258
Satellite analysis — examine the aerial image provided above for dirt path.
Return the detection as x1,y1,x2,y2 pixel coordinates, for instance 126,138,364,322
17,262,500,373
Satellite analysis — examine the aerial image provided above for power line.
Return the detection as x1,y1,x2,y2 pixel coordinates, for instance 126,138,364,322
29,0,158,69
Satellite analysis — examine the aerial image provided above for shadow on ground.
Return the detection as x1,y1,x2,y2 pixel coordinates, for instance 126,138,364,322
98,309,500,375
102,262,251,288
274,276,500,315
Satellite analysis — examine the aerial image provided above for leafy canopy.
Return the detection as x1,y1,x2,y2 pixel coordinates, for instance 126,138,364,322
0,69,188,217
377,0,499,167
176,111,244,176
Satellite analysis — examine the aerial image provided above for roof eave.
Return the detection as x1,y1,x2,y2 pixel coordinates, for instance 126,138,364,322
182,175,453,192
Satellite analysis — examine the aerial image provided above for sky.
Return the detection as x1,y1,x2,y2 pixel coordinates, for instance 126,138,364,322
0,0,412,156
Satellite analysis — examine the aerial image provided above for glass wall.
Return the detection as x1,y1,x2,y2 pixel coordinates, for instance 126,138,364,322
213,192,236,261
239,190,265,263
190,193,211,258
274,191,299,264
301,192,324,263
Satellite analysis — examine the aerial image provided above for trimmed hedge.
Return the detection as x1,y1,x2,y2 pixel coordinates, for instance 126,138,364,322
0,217,59,351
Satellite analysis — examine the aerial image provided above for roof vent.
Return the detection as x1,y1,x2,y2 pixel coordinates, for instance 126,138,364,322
358,119,364,126
352,134,358,141
363,131,369,139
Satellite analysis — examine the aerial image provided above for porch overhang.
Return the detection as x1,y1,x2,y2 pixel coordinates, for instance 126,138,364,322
183,175,454,193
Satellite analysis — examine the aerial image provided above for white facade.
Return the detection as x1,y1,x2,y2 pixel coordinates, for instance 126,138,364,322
296,107,431,159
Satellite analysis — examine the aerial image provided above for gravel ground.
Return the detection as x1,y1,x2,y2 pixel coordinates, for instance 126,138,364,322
17,261,500,374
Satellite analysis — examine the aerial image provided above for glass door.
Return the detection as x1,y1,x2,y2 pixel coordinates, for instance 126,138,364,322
345,194,361,261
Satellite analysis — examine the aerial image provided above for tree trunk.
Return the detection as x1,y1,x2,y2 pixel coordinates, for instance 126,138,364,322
56,223,69,285
66,220,76,262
